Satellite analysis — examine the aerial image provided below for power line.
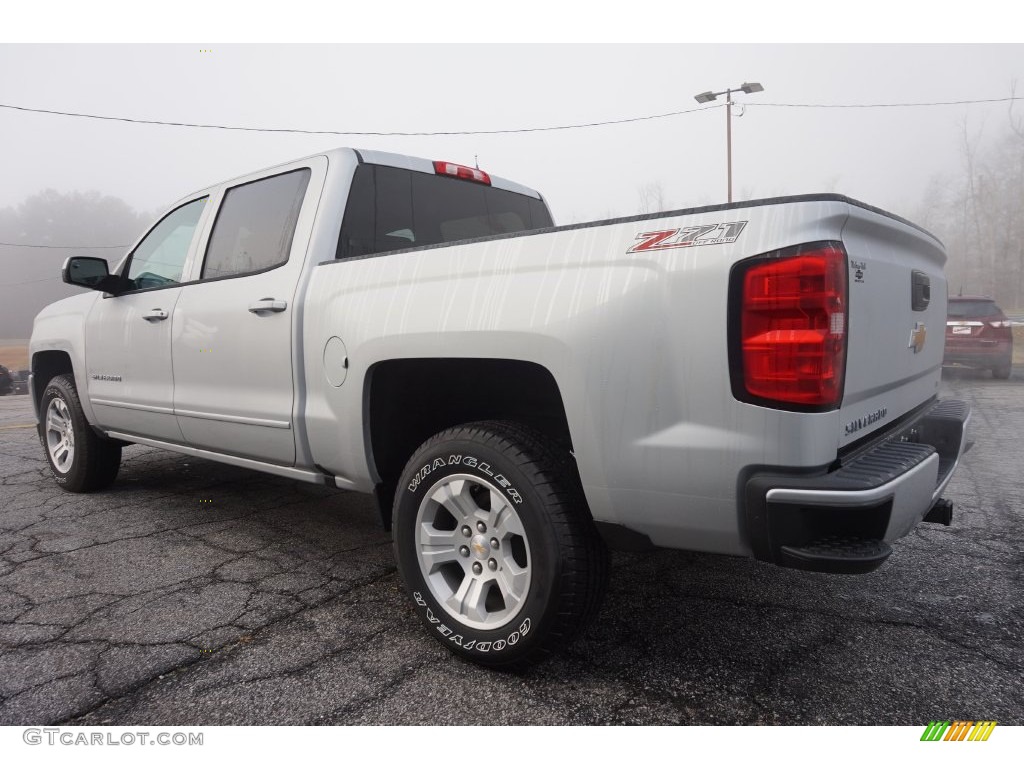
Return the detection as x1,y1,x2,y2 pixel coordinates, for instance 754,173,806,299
754,97,1024,109
0,241,126,249
2,94,1021,255
1,96,1021,137
0,101,722,136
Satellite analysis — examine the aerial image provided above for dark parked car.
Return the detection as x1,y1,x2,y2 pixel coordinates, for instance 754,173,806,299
0,364,11,396
943,296,1014,378
13,369,29,394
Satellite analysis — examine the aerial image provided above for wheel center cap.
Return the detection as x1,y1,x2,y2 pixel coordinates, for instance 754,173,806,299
470,534,490,559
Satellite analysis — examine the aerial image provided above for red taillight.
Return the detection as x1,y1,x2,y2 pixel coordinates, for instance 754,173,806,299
432,160,491,185
736,243,847,408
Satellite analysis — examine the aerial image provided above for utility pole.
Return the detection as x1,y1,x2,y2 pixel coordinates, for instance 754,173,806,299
726,88,733,203
694,82,764,203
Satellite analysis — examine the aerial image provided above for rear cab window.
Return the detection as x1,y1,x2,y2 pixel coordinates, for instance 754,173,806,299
337,163,553,260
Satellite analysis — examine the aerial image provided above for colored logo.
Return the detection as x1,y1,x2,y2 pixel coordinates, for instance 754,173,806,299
627,221,747,253
908,322,927,354
920,721,997,742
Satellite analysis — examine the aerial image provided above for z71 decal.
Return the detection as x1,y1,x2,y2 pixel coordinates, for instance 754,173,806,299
628,221,748,253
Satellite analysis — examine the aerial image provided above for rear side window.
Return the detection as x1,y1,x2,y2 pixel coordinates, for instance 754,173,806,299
948,299,1001,319
202,169,311,279
337,164,553,259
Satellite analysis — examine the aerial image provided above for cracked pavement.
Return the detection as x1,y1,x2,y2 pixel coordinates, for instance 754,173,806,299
0,368,1021,725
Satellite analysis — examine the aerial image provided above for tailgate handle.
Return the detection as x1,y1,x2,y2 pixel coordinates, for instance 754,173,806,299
911,271,930,311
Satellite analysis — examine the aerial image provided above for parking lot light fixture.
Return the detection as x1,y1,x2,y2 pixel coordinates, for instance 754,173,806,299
694,81,765,202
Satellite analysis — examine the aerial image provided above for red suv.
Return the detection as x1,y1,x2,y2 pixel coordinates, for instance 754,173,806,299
944,296,1014,379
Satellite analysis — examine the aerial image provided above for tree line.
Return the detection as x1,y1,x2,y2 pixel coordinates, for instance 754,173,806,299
914,105,1024,311
0,191,151,339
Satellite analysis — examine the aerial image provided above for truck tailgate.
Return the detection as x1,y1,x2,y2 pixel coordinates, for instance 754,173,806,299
839,206,948,447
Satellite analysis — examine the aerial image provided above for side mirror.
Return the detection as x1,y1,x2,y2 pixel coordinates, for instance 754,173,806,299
62,256,128,295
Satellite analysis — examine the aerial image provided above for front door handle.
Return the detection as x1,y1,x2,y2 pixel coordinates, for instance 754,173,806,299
248,298,288,314
142,309,168,321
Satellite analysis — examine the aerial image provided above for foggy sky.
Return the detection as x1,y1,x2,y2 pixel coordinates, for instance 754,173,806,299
0,42,1022,311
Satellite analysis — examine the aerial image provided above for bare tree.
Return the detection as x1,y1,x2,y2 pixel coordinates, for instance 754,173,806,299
637,182,667,215
918,105,1024,310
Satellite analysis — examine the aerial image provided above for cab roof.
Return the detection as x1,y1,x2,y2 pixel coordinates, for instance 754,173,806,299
180,147,543,205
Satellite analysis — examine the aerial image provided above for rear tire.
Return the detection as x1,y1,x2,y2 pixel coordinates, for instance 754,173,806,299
993,362,1011,380
393,420,608,669
39,374,121,492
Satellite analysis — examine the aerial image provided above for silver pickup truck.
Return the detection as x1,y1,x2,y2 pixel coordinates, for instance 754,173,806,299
29,148,970,668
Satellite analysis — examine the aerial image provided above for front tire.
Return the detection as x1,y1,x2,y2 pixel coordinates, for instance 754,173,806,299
39,374,122,492
393,421,607,669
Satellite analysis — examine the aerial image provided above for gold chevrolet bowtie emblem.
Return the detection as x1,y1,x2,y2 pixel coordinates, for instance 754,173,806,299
909,322,927,354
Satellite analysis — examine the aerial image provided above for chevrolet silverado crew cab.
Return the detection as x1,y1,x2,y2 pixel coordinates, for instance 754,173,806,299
30,148,970,668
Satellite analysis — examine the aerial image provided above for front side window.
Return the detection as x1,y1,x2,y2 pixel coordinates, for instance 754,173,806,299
201,169,311,280
125,197,206,290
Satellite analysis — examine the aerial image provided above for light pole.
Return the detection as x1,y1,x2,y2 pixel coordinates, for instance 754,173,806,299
694,82,764,203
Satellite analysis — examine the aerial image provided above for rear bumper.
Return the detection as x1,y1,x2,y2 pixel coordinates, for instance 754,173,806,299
943,340,1012,368
743,398,970,574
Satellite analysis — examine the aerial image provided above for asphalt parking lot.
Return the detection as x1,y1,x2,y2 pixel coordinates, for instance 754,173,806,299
0,369,1021,726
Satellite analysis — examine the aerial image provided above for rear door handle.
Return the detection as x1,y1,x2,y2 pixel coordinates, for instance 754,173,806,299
248,298,288,314
142,309,168,321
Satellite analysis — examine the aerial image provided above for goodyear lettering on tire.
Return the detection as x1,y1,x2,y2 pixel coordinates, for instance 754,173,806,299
412,592,531,653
